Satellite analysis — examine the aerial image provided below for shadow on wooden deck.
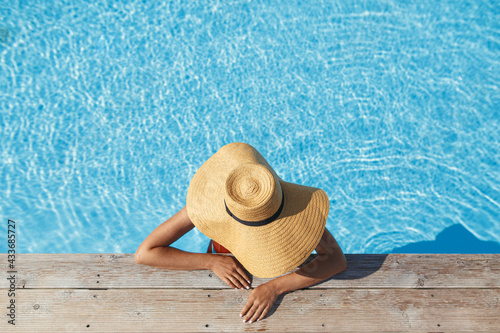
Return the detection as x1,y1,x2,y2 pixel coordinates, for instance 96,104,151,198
1,253,499,332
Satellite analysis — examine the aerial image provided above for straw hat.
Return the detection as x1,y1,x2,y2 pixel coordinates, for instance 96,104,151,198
186,142,329,278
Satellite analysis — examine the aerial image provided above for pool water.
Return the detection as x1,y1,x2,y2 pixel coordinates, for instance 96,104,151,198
1,0,499,254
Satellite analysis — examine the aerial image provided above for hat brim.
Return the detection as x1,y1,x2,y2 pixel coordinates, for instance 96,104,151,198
186,143,329,278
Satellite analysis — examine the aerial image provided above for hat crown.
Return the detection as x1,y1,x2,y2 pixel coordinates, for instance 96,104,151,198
224,162,283,223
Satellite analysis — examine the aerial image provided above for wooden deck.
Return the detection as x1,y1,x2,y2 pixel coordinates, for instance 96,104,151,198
1,253,499,332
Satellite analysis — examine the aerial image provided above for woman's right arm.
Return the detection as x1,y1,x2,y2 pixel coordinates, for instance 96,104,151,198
134,205,211,270
134,205,250,289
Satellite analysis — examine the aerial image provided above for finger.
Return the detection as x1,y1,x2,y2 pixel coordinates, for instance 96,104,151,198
240,299,253,319
223,277,238,290
234,258,251,281
257,304,271,322
249,304,267,324
242,302,257,322
243,306,255,323
223,273,241,289
233,269,250,289
227,274,245,289
235,267,251,286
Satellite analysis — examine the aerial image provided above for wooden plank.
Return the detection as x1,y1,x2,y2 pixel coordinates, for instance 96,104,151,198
1,288,498,332
1,254,499,289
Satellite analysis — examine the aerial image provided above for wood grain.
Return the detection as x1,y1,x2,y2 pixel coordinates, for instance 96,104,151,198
0,289,498,332
1,254,498,289
1,254,498,332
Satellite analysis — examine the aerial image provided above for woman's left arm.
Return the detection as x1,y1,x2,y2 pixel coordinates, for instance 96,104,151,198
240,227,347,323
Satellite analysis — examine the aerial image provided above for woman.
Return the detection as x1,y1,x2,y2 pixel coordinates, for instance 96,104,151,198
135,142,347,324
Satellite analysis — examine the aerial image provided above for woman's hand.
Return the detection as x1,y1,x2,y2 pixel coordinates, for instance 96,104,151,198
239,228,347,324
240,283,279,324
210,255,251,290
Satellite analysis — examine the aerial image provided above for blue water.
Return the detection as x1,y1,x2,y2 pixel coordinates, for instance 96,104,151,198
1,0,499,254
